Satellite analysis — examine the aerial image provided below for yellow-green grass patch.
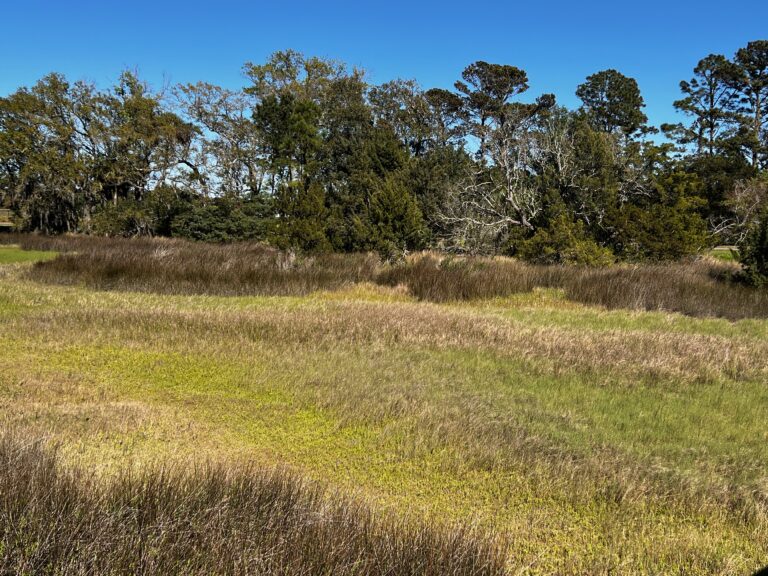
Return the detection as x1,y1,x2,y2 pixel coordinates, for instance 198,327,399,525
0,244,57,264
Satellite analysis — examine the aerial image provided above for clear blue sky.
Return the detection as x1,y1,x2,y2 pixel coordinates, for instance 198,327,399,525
2,0,766,128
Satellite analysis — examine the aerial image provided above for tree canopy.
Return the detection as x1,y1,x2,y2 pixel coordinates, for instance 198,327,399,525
1,42,767,272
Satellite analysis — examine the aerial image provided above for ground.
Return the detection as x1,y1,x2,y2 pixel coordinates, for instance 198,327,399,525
0,244,766,574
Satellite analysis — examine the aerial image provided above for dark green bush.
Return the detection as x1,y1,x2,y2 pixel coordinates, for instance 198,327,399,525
171,197,269,243
517,215,614,266
741,209,768,287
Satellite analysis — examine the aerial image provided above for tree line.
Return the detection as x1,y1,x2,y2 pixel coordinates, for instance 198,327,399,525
1,42,767,269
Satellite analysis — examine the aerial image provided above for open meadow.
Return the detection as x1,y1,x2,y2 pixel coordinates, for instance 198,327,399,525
0,236,767,574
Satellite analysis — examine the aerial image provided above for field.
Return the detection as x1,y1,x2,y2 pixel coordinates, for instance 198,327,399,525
0,238,767,574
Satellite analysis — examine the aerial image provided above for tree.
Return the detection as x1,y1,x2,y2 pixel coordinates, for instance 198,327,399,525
440,61,556,252
252,91,329,251
176,82,263,198
368,79,433,156
0,74,91,233
243,50,345,105
576,69,649,137
662,53,759,230
369,175,426,256
253,92,321,193
729,40,768,168
454,61,530,157
611,168,708,260
91,72,196,208
408,145,472,243
664,54,737,156
550,110,621,240
269,180,330,252
717,176,768,243
423,88,465,148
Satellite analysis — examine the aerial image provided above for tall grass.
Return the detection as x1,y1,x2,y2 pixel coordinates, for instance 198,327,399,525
379,254,768,320
7,234,768,319
0,431,506,575
7,235,380,296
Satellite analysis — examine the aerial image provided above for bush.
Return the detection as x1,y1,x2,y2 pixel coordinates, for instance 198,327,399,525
90,200,155,237
611,172,708,261
369,175,427,258
741,209,768,287
89,187,198,238
268,181,331,252
516,215,614,266
170,197,269,243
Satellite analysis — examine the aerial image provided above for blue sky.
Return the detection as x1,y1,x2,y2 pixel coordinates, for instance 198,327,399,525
2,1,766,129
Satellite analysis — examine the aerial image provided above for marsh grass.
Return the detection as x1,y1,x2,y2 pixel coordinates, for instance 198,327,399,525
8,234,768,319
1,257,767,573
379,253,768,320
8,235,379,296
0,431,506,576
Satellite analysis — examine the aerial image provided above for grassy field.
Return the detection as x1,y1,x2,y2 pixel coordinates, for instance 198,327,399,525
1,238,767,574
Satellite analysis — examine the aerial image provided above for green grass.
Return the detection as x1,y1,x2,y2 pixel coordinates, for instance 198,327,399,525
710,246,739,262
0,257,766,574
0,244,57,264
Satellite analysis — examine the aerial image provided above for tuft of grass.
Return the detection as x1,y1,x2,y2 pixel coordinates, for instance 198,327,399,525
18,235,381,296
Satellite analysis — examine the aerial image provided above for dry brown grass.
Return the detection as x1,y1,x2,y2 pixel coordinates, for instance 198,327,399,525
5,234,380,296
8,234,768,320
0,430,506,576
379,254,768,320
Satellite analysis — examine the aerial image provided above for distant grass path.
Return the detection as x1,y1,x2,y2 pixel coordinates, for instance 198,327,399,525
0,255,766,574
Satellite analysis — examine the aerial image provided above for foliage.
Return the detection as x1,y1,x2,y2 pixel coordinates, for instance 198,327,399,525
171,197,269,242
269,180,330,252
612,170,708,261
741,207,768,285
576,69,649,136
517,213,614,265
1,43,767,268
